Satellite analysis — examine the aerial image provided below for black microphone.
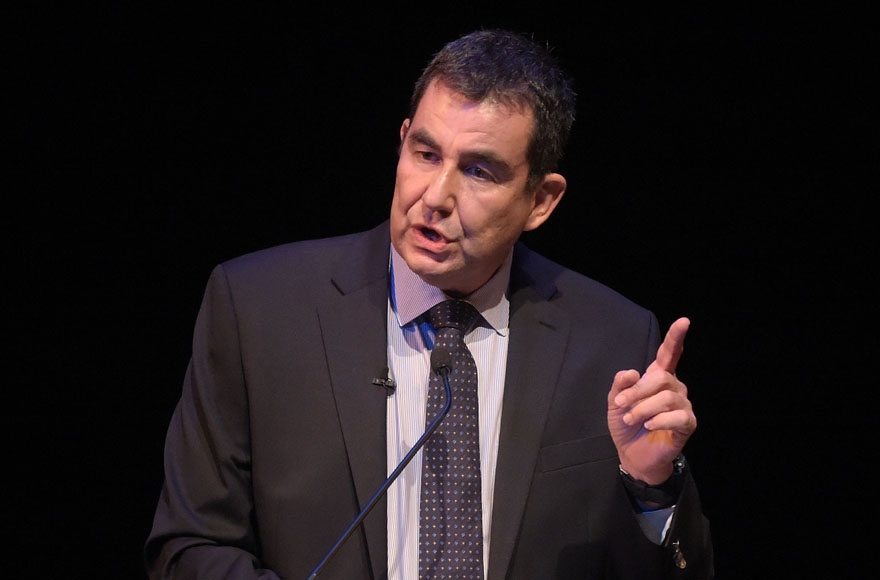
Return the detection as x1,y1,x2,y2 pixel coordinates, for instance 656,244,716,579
306,347,454,579
371,368,396,394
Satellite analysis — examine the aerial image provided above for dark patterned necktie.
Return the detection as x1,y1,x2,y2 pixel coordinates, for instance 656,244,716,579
419,299,484,580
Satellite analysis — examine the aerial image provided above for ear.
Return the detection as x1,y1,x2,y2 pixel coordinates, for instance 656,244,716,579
523,173,567,232
400,118,411,143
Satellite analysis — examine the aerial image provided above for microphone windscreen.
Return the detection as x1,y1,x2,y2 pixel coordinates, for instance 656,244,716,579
430,347,453,374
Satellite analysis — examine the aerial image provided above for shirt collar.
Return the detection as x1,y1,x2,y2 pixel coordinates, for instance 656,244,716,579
390,244,510,336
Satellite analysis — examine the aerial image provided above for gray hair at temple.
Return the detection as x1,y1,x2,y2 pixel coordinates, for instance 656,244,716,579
408,29,577,190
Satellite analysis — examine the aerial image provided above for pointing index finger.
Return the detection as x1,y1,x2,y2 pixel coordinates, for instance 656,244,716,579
655,317,690,374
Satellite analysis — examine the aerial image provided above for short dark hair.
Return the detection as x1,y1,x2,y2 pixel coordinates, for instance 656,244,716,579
408,29,577,189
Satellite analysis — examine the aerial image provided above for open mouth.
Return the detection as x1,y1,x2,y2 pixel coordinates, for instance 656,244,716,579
420,227,443,242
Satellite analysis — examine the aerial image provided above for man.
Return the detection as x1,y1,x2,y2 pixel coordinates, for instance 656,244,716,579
145,29,714,579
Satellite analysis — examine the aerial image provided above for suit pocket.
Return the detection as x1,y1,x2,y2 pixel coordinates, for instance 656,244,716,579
537,435,618,473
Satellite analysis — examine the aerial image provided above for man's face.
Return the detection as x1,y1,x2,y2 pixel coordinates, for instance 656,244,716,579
390,80,564,296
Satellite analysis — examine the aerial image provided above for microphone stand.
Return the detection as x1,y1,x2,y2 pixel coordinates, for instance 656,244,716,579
306,355,453,579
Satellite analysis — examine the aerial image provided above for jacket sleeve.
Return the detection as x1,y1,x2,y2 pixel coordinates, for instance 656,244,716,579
144,264,282,579
660,469,715,578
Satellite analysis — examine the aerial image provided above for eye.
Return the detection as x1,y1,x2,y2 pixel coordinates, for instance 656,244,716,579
416,150,440,163
467,165,496,182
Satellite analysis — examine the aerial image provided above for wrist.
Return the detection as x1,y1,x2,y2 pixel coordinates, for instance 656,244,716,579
619,454,686,510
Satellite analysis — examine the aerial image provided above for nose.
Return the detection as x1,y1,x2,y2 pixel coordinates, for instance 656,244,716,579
421,165,458,218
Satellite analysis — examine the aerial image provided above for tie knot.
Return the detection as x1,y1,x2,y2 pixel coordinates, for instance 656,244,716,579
427,300,480,334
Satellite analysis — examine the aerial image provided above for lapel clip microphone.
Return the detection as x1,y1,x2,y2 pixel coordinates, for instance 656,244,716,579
372,368,395,393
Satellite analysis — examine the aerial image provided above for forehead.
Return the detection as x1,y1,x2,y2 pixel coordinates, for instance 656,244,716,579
409,80,534,158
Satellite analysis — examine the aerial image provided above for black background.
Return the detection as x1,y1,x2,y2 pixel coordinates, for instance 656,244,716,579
7,3,872,579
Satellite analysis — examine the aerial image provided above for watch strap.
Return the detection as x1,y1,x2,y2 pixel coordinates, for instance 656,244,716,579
619,454,686,509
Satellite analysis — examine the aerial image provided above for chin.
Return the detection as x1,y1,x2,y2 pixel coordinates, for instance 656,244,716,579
406,258,452,286
409,259,449,282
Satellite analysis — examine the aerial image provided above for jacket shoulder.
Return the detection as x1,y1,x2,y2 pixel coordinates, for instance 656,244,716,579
513,242,652,319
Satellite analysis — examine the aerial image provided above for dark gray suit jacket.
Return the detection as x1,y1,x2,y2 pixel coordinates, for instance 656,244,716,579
145,221,713,579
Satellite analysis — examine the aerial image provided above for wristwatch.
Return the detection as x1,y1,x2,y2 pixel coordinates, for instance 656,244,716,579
619,454,686,509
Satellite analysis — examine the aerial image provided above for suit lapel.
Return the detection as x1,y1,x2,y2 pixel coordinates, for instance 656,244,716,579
314,230,571,579
318,223,392,579
487,244,571,580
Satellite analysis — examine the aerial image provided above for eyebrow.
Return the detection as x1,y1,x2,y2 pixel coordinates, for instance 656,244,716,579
408,127,516,180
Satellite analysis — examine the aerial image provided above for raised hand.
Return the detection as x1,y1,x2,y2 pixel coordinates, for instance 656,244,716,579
607,317,696,484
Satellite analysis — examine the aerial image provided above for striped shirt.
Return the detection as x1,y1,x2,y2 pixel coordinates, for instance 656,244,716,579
385,243,510,580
